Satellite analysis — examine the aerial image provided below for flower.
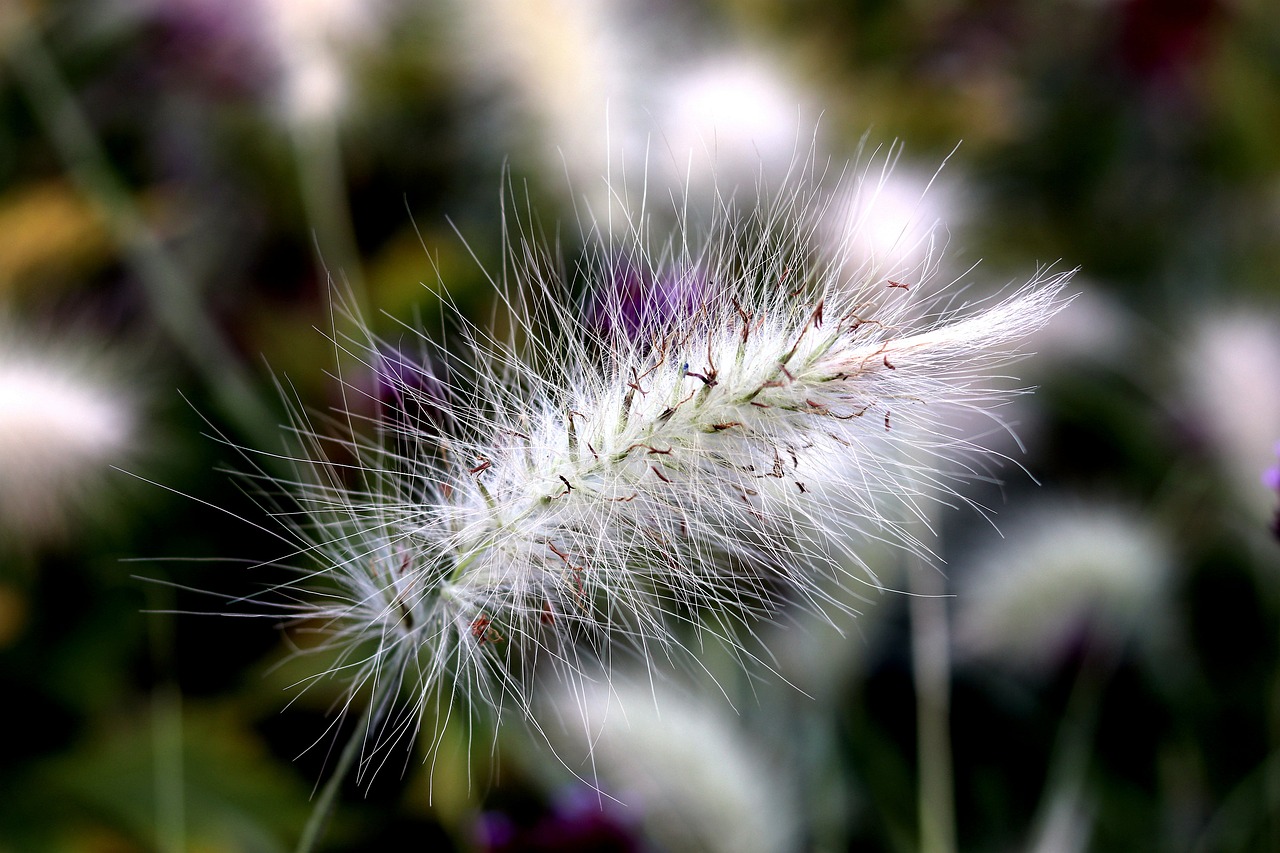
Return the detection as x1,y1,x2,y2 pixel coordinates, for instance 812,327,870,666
653,52,814,192
1265,442,1280,541
477,787,640,853
547,675,799,853
582,252,707,343
0,328,136,546
441,2,814,212
822,157,966,285
953,499,1174,672
1181,310,1280,523
222,160,1070,767
1264,445,1280,493
135,0,398,123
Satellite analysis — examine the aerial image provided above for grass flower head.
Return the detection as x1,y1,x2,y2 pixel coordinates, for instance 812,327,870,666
224,156,1071,773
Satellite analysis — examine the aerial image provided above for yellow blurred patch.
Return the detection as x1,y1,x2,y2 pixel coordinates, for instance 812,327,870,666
0,180,113,295
0,583,25,649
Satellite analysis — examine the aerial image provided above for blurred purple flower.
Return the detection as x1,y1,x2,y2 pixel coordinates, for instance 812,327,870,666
1265,442,1280,541
375,346,443,403
1264,443,1280,492
476,787,641,853
145,0,275,98
370,345,455,438
584,255,708,344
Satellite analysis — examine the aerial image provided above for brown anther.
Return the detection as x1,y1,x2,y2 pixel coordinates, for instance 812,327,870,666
686,370,717,386
628,366,650,396
883,353,896,370
471,614,502,645
469,458,492,475
710,421,743,431
650,465,672,483
887,280,911,290
768,454,785,478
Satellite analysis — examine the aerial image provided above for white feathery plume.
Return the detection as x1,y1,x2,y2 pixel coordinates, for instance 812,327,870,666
221,157,1071,772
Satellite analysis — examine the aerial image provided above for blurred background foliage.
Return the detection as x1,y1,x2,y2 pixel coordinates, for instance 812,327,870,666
1,0,1279,850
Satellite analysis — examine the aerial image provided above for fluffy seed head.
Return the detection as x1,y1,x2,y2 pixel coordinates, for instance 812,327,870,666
227,157,1071,772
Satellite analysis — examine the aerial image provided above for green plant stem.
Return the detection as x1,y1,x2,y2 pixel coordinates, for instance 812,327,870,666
909,544,957,853
1025,635,1113,852
295,715,367,853
145,585,185,853
3,9,278,451
289,116,367,316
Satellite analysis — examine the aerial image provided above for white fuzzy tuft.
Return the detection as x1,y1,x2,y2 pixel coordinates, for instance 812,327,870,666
549,675,800,853
0,332,135,544
224,158,1072,771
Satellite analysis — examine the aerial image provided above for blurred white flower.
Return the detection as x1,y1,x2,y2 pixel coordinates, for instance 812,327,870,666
442,0,814,212
954,500,1173,671
552,676,800,853
0,330,136,545
257,0,392,124
652,52,812,193
129,0,395,122
445,0,641,198
822,159,965,286
1181,310,1280,522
